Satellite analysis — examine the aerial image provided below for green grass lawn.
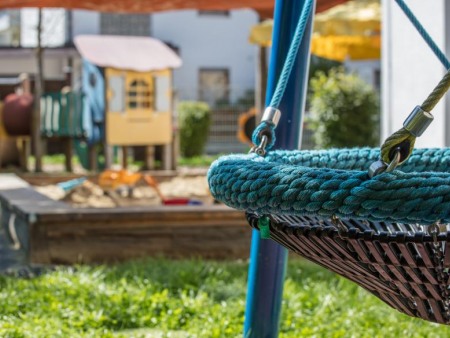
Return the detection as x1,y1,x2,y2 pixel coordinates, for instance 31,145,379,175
0,258,449,337
177,155,222,168
26,154,221,170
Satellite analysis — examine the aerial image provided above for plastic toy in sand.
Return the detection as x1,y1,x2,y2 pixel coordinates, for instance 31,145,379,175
99,169,202,205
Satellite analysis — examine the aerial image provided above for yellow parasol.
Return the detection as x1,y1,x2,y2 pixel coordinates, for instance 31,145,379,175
249,0,381,62
249,20,273,47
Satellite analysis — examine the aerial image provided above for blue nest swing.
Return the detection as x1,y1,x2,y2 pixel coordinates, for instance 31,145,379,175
208,0,450,325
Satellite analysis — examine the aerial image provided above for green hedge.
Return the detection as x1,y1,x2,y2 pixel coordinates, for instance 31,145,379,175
178,101,211,158
308,67,380,148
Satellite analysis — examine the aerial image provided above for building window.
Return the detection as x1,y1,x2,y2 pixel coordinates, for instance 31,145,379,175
198,11,230,17
198,68,229,107
0,10,21,47
127,79,153,110
100,13,150,36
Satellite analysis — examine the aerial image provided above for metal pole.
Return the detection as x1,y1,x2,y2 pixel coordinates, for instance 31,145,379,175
243,0,316,337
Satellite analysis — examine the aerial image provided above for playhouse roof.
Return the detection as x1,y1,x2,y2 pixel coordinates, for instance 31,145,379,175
74,35,182,72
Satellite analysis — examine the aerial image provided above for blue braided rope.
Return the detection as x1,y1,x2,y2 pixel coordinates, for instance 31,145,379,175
268,0,314,108
208,148,450,225
251,0,314,148
395,0,450,69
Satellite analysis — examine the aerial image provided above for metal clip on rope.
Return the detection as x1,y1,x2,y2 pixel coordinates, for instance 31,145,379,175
404,106,434,137
368,148,401,178
251,107,281,156
252,135,269,156
368,106,434,178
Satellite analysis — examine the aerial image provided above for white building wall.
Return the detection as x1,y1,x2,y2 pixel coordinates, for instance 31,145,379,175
151,10,258,103
71,10,100,87
382,0,448,148
0,57,65,79
344,60,380,89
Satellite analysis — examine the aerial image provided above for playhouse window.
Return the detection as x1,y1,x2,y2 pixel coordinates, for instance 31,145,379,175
127,79,153,110
154,75,171,111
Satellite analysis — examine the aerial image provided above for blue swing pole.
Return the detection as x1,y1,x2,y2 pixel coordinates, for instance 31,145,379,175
243,0,316,337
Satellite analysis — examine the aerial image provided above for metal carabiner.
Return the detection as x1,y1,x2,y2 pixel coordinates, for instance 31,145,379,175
368,148,401,178
250,134,269,157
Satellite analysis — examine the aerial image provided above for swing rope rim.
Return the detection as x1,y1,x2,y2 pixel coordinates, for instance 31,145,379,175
208,147,450,225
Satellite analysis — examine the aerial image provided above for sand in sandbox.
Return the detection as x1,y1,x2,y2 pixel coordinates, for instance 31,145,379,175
35,176,213,208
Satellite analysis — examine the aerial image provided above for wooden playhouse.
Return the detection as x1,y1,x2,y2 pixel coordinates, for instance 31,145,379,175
74,35,182,169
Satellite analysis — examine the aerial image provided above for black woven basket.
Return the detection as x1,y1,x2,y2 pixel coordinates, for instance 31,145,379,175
246,213,450,324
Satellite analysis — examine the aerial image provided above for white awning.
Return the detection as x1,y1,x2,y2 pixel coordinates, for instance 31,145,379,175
74,35,182,72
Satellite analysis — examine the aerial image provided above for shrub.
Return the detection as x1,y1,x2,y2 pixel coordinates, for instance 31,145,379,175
178,101,211,158
308,67,380,148
309,55,341,80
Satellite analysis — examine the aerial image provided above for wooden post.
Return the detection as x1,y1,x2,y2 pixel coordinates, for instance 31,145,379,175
104,144,113,169
145,146,155,170
256,45,268,120
64,138,73,172
171,132,179,171
33,9,44,172
88,145,97,171
161,144,171,170
121,146,128,169
16,137,30,171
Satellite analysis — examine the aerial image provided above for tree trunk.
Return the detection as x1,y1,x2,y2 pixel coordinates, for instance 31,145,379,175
33,8,44,172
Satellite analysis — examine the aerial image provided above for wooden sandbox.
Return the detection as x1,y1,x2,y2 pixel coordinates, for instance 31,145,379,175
0,174,250,268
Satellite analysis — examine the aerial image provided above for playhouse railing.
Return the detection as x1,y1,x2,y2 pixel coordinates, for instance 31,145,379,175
39,90,86,172
40,91,86,139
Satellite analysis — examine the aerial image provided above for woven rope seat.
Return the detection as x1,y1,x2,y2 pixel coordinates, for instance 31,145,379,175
208,147,450,324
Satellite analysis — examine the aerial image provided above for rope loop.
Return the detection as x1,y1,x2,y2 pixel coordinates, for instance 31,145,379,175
380,129,415,165
251,121,276,155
